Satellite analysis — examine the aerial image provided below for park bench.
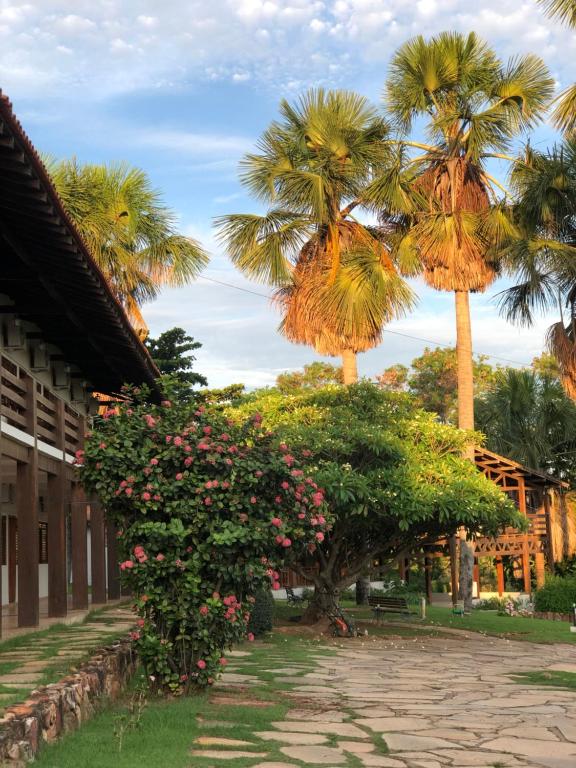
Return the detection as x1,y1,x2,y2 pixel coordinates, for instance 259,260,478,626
286,587,306,606
367,595,413,622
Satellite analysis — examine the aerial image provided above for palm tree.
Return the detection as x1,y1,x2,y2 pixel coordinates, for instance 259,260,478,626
500,141,576,400
365,32,553,609
366,31,553,434
215,89,414,381
476,367,576,483
537,0,576,133
48,159,208,338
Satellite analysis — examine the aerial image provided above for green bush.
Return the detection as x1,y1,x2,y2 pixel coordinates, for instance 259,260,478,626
534,575,576,614
248,590,275,637
473,597,507,611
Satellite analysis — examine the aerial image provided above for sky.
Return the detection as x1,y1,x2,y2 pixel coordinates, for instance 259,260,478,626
1,0,573,388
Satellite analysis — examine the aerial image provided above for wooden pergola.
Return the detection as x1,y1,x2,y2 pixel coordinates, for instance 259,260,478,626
0,91,159,632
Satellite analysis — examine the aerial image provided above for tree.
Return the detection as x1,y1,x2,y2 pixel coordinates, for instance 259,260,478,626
367,32,552,433
532,353,561,380
475,368,576,485
216,89,414,383
378,348,497,422
501,141,576,400
276,362,343,393
145,327,208,399
79,380,331,693
49,160,208,337
536,1,576,133
231,383,522,621
366,32,552,608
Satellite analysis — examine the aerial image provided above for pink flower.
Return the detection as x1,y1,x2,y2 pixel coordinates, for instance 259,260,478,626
153,494,161,501
318,515,326,524
161,400,172,408
120,480,128,488
250,496,257,504
203,426,212,435
219,657,227,666
156,553,165,562
150,458,159,466
204,497,212,506
184,457,193,466
313,492,324,507
129,631,140,641
199,605,209,616
298,513,305,519
239,513,248,522
291,469,304,477
180,674,188,682
142,492,151,501
271,517,283,527
272,582,281,591
275,534,284,544
99,442,106,449
283,454,295,466
282,538,292,548
125,487,133,497
279,443,288,452
197,659,206,670
255,470,263,478
247,632,255,642
120,560,134,570
315,532,325,542
175,473,183,481
174,436,183,446
136,618,145,628
274,496,282,504
166,435,172,443
281,481,289,490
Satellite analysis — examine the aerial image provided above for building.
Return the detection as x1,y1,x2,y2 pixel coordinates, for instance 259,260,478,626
0,92,159,632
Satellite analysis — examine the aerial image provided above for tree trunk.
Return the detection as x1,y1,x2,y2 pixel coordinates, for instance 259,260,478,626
341,349,358,385
355,577,370,605
301,582,340,624
455,289,475,611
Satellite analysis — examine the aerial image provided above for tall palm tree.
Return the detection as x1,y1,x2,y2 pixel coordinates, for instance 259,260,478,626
366,31,553,434
48,160,208,338
501,141,576,400
365,32,553,609
215,89,414,380
537,0,576,133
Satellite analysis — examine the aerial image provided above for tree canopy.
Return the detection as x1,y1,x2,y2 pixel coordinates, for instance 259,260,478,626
230,383,521,619
145,327,208,397
276,362,343,393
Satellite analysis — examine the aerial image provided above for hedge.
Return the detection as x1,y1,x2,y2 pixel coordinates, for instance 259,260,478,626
534,575,576,615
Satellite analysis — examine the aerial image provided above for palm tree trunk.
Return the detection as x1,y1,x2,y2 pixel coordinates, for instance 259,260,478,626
341,349,358,385
454,290,475,611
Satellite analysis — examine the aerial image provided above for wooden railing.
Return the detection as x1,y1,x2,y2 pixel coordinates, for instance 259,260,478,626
0,355,81,453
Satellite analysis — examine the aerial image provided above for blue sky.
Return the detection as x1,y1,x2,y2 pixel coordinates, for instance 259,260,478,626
1,0,573,387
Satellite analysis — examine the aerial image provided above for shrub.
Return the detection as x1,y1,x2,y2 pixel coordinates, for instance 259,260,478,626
473,597,507,611
78,380,331,693
534,575,576,614
248,590,275,637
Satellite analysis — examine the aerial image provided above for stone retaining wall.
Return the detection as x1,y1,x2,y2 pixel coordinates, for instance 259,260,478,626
0,640,136,765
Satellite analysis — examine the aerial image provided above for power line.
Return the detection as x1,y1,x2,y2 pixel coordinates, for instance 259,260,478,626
199,274,533,367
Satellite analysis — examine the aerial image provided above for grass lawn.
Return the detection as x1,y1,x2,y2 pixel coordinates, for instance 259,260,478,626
513,670,576,690
34,633,350,768
275,599,576,645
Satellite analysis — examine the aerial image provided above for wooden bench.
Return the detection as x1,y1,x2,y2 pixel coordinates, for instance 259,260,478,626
367,595,412,622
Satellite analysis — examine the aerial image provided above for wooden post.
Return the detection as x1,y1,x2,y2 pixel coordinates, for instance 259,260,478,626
496,556,505,596
544,492,554,570
519,477,531,594
473,560,480,598
17,374,39,627
534,552,546,589
8,517,16,604
48,398,67,617
449,536,458,606
71,484,88,610
106,519,121,600
90,501,106,604
424,554,433,605
398,555,406,582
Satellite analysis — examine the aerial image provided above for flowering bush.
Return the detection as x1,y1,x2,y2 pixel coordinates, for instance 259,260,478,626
78,382,330,693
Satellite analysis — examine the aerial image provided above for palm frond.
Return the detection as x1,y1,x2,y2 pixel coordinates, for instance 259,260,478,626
537,0,576,27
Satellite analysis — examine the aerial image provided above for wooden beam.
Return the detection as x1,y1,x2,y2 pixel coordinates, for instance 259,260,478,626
106,520,121,600
535,552,546,589
544,492,554,568
90,502,106,604
496,556,504,596
47,398,67,618
17,374,39,627
70,483,88,610
449,536,458,606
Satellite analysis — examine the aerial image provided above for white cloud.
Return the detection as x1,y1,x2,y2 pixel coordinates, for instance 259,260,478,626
135,129,252,156
0,0,572,98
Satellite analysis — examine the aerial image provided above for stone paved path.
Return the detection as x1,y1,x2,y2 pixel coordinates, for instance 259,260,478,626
0,603,133,709
191,633,576,768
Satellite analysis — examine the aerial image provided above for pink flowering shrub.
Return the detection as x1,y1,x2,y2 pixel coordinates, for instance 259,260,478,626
78,382,330,694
